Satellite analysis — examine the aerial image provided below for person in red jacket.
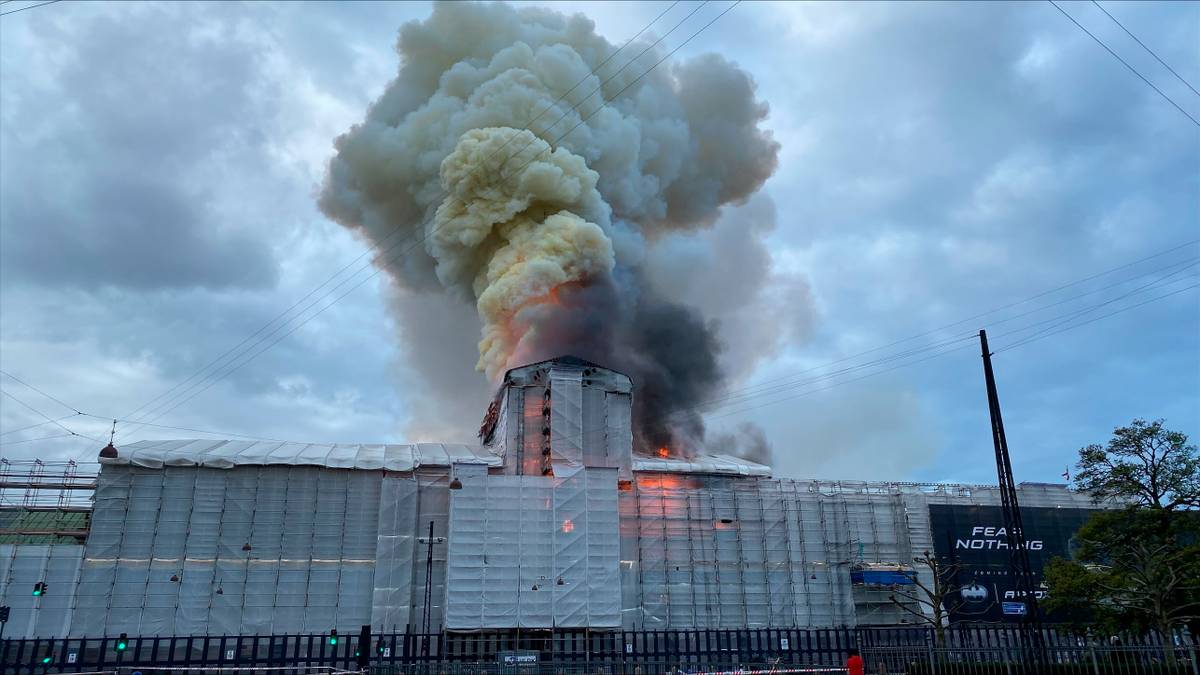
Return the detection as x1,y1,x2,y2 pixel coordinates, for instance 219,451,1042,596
845,648,864,675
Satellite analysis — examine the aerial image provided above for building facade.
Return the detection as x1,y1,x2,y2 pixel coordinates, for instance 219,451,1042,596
0,358,1100,638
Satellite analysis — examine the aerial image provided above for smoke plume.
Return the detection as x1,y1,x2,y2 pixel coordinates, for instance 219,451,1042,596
320,1,780,456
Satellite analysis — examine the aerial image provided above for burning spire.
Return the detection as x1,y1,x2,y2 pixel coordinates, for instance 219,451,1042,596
320,2,779,455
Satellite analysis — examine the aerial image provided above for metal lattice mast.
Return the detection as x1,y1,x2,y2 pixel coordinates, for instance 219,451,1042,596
978,330,1045,664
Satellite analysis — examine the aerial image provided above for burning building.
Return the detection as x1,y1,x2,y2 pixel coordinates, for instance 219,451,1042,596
0,356,1100,639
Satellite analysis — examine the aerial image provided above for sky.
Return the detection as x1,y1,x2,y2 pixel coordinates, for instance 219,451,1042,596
1,0,1197,486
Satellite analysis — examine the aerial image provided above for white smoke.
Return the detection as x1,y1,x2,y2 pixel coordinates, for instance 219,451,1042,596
320,1,784,454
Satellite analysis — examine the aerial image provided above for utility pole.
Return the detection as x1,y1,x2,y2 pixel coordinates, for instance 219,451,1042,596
423,520,434,654
978,330,1045,667
417,520,447,658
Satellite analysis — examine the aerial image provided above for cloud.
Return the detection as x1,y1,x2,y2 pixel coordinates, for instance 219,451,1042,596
0,1,1195,486
0,3,279,291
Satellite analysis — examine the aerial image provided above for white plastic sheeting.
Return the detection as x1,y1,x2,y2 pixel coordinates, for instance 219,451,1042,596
0,457,1101,637
632,454,772,477
550,370,585,470
72,464,381,636
445,465,620,630
371,474,417,631
623,475,1099,629
0,544,83,637
488,359,634,480
107,440,500,471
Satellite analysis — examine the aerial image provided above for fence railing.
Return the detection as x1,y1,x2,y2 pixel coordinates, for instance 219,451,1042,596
865,644,1200,674
0,627,1195,675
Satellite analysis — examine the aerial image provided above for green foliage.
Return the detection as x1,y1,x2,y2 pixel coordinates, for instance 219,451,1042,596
1046,419,1200,638
1074,418,1198,510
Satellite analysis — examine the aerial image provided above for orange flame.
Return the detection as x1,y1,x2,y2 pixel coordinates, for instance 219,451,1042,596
657,447,669,458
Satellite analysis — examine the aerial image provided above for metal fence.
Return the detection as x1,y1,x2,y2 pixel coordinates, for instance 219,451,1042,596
1,627,1196,675
864,645,1200,674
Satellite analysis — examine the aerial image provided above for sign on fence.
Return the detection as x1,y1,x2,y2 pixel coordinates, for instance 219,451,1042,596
498,650,539,665
1002,601,1027,616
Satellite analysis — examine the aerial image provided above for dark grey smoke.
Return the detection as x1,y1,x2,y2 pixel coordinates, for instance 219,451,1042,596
498,277,723,455
709,422,774,466
318,2,781,458
619,294,723,454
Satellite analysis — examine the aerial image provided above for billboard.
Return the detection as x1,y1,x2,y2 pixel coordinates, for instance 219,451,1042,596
928,504,1094,623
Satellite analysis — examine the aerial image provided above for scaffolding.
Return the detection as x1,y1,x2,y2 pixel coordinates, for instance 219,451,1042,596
0,454,1101,639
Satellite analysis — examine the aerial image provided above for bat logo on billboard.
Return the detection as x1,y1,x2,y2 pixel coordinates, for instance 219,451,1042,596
956,527,1043,551
960,583,989,603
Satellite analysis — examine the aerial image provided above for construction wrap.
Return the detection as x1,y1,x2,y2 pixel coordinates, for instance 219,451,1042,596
0,453,1100,637
444,464,620,629
371,474,418,631
71,464,381,636
106,440,500,471
550,370,584,470
0,544,82,637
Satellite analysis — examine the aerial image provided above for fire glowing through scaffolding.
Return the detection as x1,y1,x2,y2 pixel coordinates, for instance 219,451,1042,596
319,2,779,457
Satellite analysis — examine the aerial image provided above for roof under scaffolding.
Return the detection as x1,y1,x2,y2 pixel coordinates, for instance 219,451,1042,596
105,439,501,471
97,439,773,476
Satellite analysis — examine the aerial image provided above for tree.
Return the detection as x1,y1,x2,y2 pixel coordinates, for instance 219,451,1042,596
1075,418,1198,510
886,550,989,646
1043,509,1200,640
1044,419,1200,654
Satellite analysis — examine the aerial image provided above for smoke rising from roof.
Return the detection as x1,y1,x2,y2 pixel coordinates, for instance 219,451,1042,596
320,1,781,456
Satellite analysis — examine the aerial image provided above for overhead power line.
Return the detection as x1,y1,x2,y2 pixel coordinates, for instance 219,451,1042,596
0,0,62,17
0,413,81,437
1048,0,1199,127
704,240,1199,403
0,432,76,447
79,413,311,445
0,389,100,443
1090,0,1200,98
704,277,1199,420
0,369,83,413
120,1,743,435
995,282,1200,354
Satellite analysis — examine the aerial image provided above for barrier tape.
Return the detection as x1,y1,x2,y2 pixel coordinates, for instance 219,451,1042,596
693,670,845,675
111,662,364,667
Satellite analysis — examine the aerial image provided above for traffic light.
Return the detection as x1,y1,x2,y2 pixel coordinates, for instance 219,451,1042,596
356,624,371,668
328,629,338,646
32,581,47,596
0,605,10,622
116,633,128,651
41,653,53,665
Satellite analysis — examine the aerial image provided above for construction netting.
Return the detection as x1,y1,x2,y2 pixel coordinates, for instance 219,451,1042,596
0,458,1100,638
0,543,82,637
71,464,381,636
445,465,620,629
620,475,1098,630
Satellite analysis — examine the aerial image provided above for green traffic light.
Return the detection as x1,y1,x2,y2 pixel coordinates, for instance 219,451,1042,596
117,641,127,651
42,656,53,664
329,637,338,645
32,589,42,596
